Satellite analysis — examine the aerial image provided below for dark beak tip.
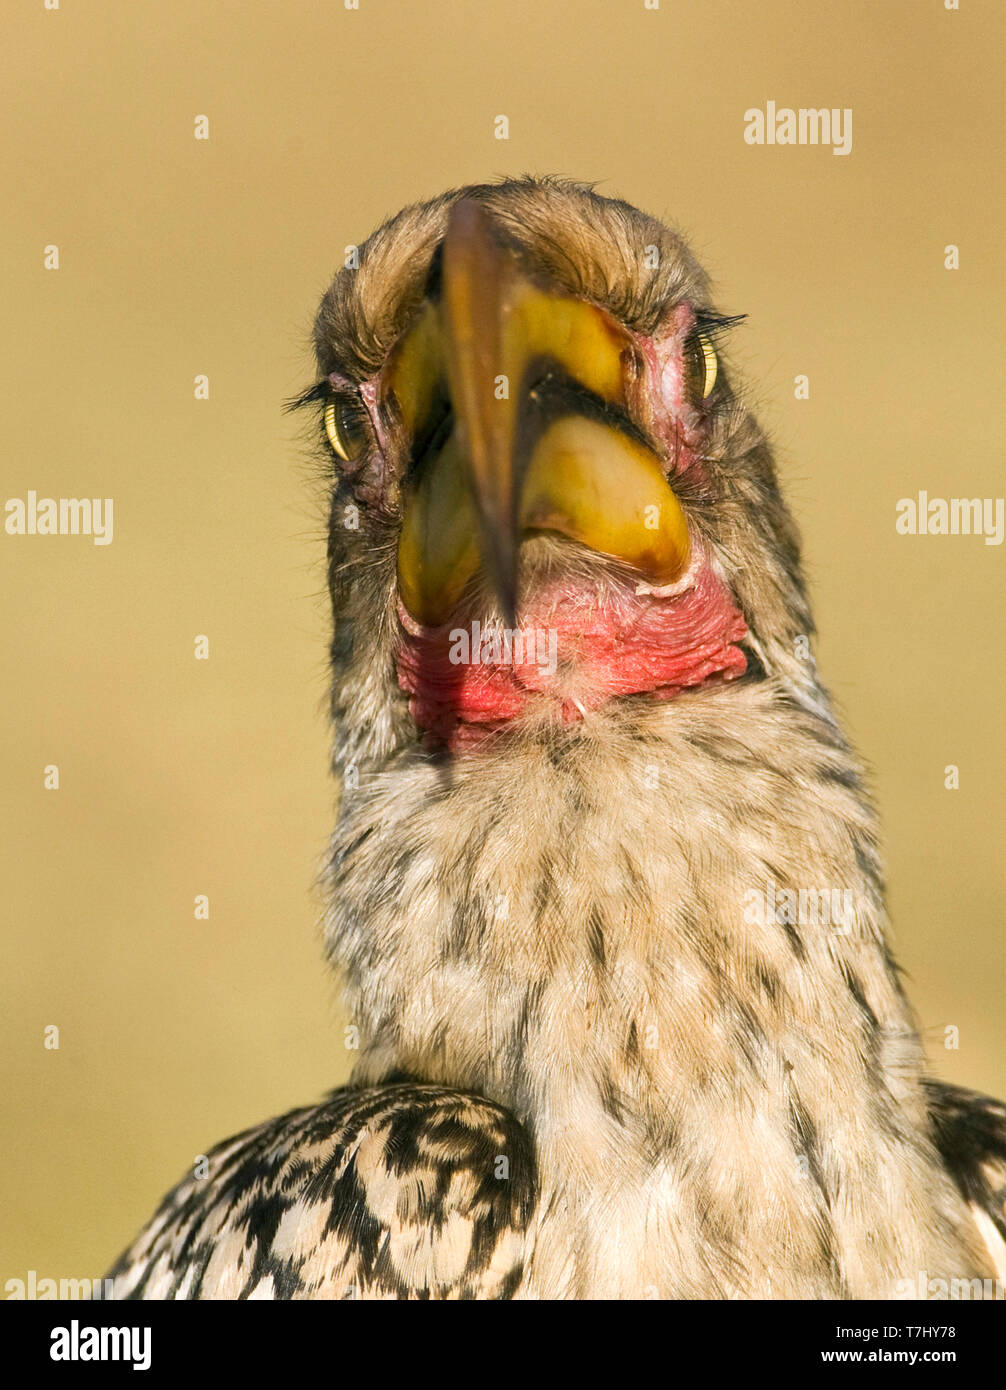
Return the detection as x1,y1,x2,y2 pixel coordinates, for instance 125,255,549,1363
483,530,519,627
500,592,519,630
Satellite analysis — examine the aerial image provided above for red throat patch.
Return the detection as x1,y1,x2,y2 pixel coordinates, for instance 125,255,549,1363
396,558,749,748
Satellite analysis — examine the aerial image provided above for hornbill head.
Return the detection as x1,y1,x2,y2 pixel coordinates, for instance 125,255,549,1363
299,178,817,760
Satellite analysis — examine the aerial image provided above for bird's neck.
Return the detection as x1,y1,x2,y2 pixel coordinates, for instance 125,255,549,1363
327,681,981,1296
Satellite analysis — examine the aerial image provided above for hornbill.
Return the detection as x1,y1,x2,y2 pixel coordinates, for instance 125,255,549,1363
109,178,1006,1300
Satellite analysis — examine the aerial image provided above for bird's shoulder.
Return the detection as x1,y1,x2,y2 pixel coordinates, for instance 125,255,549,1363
927,1080,1006,1281
108,1081,537,1300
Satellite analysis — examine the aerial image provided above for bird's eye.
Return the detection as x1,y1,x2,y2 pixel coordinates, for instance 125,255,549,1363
324,398,369,462
683,331,718,402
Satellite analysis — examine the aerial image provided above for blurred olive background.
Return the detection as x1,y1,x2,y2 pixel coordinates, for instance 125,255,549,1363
1,0,1003,1282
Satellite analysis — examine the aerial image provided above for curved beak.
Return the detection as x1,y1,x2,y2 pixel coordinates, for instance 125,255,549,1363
392,200,690,627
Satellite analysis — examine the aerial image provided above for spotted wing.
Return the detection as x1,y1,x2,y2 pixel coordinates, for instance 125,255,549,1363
927,1080,1006,1283
108,1083,537,1300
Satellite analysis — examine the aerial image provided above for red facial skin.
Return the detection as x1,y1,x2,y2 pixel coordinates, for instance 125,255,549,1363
396,558,749,749
350,305,749,749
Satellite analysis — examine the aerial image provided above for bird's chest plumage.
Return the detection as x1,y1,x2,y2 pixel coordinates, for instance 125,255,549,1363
329,689,988,1298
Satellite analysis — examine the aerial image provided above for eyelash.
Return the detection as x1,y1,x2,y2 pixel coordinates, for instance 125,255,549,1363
694,311,747,341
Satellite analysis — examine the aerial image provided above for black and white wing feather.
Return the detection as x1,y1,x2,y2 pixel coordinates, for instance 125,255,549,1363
108,1083,537,1300
928,1081,1006,1284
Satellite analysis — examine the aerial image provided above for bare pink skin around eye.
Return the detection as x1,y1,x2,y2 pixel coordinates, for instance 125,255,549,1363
634,305,709,480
